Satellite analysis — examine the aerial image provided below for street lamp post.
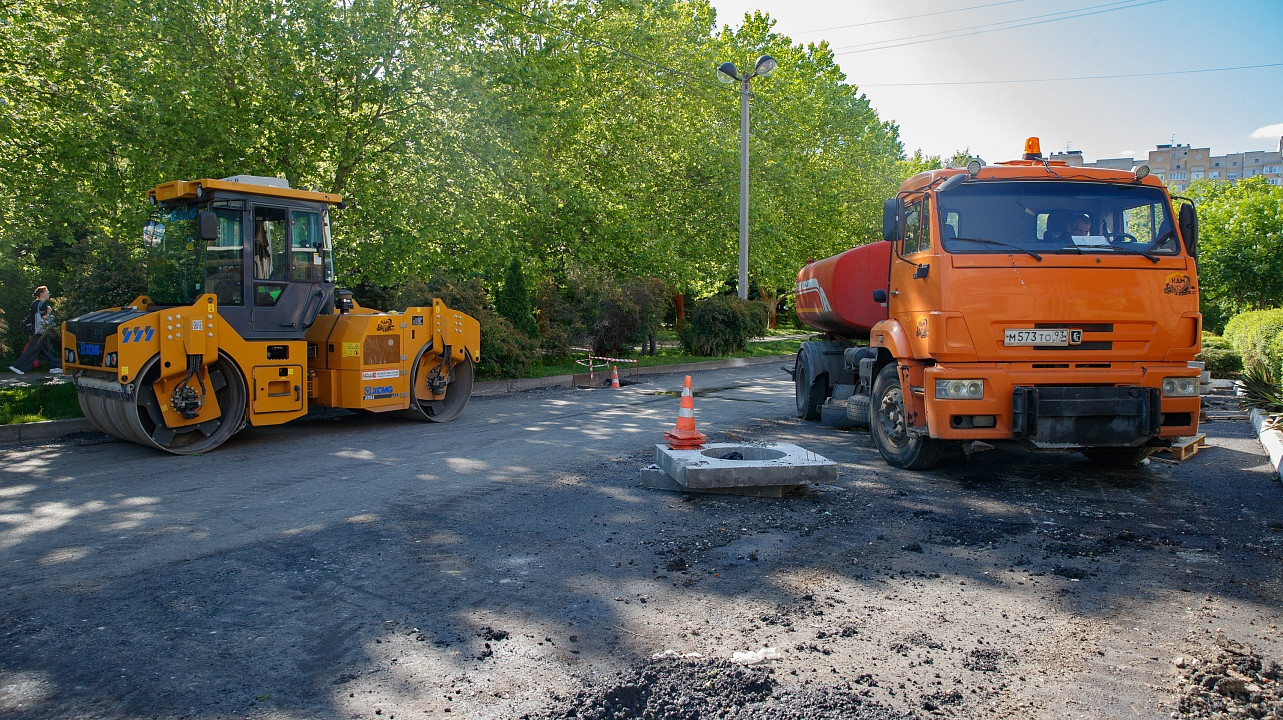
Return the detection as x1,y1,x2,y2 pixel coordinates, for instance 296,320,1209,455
717,54,776,301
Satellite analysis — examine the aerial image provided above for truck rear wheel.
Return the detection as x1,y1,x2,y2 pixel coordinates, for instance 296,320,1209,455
870,364,942,470
794,348,825,421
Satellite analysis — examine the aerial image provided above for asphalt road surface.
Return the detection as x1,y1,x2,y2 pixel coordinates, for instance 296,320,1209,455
1,364,1280,719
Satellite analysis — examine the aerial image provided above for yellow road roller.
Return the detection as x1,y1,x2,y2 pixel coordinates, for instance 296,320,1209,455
61,176,480,454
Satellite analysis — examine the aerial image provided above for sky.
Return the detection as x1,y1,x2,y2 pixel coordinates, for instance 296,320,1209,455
706,0,1283,164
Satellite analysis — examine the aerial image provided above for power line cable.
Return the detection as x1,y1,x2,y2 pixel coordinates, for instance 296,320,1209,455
793,0,1033,36
832,0,1164,54
859,61,1283,86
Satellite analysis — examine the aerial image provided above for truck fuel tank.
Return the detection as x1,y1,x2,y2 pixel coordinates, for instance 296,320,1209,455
795,241,890,338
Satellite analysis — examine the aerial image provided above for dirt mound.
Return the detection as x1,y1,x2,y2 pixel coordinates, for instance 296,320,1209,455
1176,637,1283,718
530,656,916,720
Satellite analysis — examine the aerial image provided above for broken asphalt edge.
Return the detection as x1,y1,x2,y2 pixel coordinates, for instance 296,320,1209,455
0,354,793,448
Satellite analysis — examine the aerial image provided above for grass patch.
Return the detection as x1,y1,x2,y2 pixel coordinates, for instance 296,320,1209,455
516,337,807,380
0,382,82,425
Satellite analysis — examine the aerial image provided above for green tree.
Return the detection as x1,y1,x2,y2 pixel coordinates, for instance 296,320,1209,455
1189,177,1283,327
496,257,539,339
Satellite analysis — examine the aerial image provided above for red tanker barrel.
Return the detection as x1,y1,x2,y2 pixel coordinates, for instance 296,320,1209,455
794,241,890,338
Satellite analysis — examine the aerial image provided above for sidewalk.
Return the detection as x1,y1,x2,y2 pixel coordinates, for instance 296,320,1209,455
0,355,794,448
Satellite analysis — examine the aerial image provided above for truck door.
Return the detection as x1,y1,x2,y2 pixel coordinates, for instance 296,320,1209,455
889,196,941,358
248,205,334,338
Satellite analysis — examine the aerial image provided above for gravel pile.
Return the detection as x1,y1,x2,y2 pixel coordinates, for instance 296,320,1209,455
530,656,917,720
1176,637,1282,719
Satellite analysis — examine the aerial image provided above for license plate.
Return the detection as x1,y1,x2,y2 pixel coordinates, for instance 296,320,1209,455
1004,328,1069,346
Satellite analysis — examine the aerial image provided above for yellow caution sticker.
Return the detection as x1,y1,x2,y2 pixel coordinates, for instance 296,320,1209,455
342,342,360,358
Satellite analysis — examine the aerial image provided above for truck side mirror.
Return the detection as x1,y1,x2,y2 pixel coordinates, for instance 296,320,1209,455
882,198,904,242
1178,203,1198,258
198,210,219,242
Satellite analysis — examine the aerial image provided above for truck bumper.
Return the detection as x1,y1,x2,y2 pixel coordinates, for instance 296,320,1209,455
921,363,1200,447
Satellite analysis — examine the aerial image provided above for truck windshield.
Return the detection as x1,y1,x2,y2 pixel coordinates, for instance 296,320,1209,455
936,181,1180,258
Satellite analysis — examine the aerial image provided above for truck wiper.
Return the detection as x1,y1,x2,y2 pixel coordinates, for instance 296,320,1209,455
1108,244,1160,263
950,237,1042,261
1079,244,1161,264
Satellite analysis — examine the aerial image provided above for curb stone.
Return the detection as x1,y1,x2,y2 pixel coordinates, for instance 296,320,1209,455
1248,408,1283,482
1,355,793,448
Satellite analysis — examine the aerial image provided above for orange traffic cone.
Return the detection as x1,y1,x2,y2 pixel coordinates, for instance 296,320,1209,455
663,375,707,450
611,365,621,389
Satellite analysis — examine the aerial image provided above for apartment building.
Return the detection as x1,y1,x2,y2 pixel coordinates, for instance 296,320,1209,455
1047,138,1283,193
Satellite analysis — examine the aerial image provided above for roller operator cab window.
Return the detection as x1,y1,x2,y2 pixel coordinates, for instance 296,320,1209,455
253,207,289,306
936,181,1181,258
144,203,245,307
290,210,333,283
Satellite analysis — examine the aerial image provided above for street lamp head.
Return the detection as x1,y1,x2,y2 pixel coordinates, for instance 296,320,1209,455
753,54,777,78
716,62,739,84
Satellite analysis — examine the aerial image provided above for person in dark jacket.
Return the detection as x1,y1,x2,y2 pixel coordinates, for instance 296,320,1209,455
9,285,63,375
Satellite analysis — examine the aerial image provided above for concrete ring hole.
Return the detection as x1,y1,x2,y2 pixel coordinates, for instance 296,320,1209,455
701,446,786,462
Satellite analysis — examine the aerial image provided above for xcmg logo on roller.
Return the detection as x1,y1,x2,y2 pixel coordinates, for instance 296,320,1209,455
119,327,155,343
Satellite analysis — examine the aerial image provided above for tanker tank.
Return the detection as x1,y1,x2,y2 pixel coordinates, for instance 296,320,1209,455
794,241,890,339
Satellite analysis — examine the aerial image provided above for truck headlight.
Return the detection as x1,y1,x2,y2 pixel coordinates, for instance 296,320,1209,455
1162,377,1199,397
935,379,984,400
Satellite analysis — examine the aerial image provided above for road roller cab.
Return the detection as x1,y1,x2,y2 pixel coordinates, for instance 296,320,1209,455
62,176,481,454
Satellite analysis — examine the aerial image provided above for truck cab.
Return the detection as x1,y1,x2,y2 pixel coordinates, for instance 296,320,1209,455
794,138,1201,469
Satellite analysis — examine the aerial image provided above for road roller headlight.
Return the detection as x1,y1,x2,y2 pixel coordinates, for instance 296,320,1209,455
65,347,76,364
935,379,984,400
1162,376,1199,397
105,352,118,368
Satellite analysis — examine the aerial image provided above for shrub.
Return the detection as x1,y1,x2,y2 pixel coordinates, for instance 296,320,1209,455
591,286,640,357
60,236,148,320
678,295,759,356
1238,362,1283,415
590,278,670,357
495,257,538,339
626,277,670,356
1196,345,1243,379
1223,309,1283,377
534,279,577,360
1196,333,1243,378
389,276,536,379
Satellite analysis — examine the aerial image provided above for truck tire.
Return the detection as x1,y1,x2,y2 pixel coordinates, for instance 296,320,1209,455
846,394,870,427
794,348,826,421
870,364,942,470
1080,446,1152,466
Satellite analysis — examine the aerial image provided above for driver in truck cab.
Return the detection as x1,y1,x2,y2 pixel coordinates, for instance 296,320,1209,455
1067,213,1091,237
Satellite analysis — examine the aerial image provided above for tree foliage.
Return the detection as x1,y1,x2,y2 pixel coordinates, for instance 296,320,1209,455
1,0,914,359
1188,177,1283,329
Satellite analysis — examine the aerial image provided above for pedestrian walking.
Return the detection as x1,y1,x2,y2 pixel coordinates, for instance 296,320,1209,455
9,285,63,375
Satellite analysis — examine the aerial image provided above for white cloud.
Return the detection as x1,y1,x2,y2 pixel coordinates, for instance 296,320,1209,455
1250,123,1283,140
1118,149,1136,158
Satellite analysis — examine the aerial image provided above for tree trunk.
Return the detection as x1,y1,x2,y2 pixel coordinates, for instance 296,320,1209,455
759,286,778,329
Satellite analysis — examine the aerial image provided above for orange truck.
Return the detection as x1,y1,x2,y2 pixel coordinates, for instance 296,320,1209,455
792,138,1202,469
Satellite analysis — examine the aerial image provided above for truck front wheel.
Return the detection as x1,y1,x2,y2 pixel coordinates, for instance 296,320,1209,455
794,348,826,421
870,364,942,470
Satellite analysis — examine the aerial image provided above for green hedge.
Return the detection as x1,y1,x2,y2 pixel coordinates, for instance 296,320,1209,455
1223,309,1283,376
1197,333,1243,378
678,295,768,356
